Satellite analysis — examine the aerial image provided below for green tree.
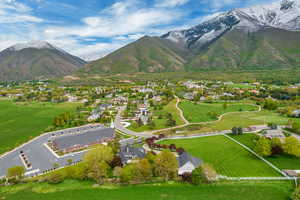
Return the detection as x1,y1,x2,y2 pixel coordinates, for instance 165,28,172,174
7,166,25,179
136,159,152,181
154,150,178,181
254,137,272,157
283,136,300,157
87,161,109,184
47,170,65,184
191,167,204,185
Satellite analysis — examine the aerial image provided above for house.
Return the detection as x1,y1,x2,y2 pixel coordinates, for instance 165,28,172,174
183,93,194,100
264,129,285,139
178,152,202,175
292,110,300,117
119,145,146,165
87,104,112,122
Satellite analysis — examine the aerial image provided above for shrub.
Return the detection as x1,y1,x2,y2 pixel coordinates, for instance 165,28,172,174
292,187,300,200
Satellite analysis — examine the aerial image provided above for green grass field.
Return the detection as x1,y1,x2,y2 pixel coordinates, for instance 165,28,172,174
0,100,79,154
128,99,185,132
160,135,281,177
0,180,294,200
179,101,258,123
167,110,300,135
231,134,300,170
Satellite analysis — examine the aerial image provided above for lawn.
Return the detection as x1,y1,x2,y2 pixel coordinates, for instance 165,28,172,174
128,99,185,132
166,110,300,135
0,100,79,154
231,133,300,170
0,180,294,200
179,101,258,123
159,135,280,177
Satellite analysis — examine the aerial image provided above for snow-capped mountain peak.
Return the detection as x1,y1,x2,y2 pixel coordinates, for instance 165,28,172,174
8,41,57,51
162,0,300,49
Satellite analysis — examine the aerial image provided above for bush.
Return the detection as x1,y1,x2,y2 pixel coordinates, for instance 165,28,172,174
182,172,192,183
292,187,300,200
46,171,65,184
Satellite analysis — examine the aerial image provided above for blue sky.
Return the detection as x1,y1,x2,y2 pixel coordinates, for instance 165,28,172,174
0,0,277,60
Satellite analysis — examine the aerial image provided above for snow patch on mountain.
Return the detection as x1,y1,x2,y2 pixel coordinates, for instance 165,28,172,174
8,41,57,51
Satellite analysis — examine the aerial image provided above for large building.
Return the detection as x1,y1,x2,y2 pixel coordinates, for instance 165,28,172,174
52,127,115,153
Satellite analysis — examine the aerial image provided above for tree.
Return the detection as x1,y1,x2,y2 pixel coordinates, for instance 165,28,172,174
83,145,114,183
154,150,178,181
53,163,60,169
292,187,300,200
87,161,109,184
83,145,114,167
254,137,272,157
109,156,123,168
263,98,278,110
223,102,228,110
136,159,152,181
191,167,203,185
67,159,73,165
270,137,283,156
283,136,300,157
7,166,25,179
120,164,136,184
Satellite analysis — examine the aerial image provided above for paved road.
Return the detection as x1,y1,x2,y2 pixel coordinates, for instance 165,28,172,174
0,124,103,178
114,107,153,138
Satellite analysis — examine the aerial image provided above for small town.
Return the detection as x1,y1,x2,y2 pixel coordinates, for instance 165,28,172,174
1,0,300,199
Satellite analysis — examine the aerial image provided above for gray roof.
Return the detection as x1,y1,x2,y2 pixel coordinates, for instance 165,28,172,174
178,152,202,168
119,145,146,164
53,128,115,150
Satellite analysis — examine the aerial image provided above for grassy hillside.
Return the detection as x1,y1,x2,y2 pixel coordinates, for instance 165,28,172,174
0,100,79,154
86,36,186,74
85,28,300,74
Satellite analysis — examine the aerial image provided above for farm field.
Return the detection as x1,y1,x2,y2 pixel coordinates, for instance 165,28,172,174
168,110,300,135
159,135,280,177
128,99,185,132
179,101,258,123
231,134,300,170
0,180,294,200
0,100,79,154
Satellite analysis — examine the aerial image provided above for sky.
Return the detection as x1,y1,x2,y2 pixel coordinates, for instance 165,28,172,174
0,0,277,61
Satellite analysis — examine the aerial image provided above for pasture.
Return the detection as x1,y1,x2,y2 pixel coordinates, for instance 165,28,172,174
0,100,79,154
179,101,258,123
159,135,280,177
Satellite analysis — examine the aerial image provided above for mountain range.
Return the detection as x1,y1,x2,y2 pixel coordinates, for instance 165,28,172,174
1,0,300,81
86,0,300,73
0,41,86,81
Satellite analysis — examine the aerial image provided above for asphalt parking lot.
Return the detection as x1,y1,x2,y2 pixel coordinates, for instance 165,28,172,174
0,124,104,178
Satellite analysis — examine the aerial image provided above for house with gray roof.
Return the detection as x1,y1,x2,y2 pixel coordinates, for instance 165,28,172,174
119,145,146,165
178,152,202,175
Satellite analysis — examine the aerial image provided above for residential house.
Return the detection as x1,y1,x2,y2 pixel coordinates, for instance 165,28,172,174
263,129,285,139
292,110,300,117
178,152,202,175
119,145,146,165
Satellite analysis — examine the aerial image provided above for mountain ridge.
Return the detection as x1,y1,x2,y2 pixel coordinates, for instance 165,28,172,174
85,0,300,74
0,41,86,81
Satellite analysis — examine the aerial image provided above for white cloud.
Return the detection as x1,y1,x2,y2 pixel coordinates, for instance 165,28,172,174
155,0,189,8
44,0,184,38
0,0,43,23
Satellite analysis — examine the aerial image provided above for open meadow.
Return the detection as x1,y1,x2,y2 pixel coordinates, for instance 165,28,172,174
0,100,79,154
159,135,280,177
179,101,258,123
0,180,294,200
